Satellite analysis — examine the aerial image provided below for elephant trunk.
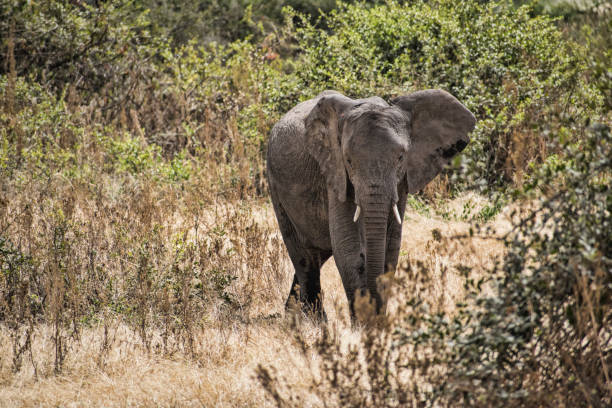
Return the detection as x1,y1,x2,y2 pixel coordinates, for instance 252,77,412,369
363,197,389,310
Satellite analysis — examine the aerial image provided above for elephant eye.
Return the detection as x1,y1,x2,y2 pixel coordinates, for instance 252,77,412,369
347,159,352,166
398,155,402,163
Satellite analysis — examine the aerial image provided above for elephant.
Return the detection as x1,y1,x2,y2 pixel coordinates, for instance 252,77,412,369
266,89,476,316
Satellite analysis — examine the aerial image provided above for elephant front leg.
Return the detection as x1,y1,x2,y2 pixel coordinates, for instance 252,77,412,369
328,195,366,317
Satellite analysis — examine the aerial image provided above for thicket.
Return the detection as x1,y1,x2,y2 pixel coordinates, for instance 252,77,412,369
259,125,611,407
2,1,608,189
138,0,343,44
1,0,610,404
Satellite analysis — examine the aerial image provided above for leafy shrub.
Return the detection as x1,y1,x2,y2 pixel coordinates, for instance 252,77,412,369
286,0,604,188
140,0,343,45
3,0,605,195
258,124,611,407
442,123,611,407
563,9,612,112
0,0,152,94
0,76,80,178
104,133,192,181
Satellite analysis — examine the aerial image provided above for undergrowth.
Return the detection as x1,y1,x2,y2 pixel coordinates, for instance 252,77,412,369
0,0,610,405
258,125,611,407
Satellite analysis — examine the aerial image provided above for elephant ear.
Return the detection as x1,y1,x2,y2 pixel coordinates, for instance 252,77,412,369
392,89,476,193
304,93,356,202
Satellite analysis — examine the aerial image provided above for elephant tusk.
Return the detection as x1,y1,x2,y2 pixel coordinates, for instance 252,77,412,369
353,205,361,222
393,204,402,224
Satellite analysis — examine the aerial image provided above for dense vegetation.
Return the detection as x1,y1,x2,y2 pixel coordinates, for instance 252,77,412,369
259,124,610,407
1,0,610,406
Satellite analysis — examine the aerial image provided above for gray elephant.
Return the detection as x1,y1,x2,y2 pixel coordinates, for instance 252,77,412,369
266,89,476,316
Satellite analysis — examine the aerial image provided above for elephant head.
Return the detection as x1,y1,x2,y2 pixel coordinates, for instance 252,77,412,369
305,90,476,305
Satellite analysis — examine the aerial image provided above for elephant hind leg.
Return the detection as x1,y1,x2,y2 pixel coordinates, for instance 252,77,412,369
285,274,299,309
270,196,331,317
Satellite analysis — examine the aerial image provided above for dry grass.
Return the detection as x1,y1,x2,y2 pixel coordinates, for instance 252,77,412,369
1,6,609,404
0,321,307,407
0,193,509,407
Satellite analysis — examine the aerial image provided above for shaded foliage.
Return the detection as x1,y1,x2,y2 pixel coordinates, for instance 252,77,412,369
285,0,605,188
259,125,611,407
138,0,343,44
438,123,611,406
0,0,153,94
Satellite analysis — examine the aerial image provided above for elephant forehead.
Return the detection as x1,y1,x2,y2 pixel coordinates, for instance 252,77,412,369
344,123,408,154
343,107,406,137
342,104,404,127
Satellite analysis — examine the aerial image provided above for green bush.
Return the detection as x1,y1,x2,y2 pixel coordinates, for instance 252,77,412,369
3,0,605,194
564,11,612,112
139,0,342,45
0,0,152,94
286,0,603,189
258,124,611,407
436,124,611,406
0,76,79,179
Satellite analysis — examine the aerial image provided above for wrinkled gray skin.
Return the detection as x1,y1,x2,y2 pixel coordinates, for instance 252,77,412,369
266,89,476,316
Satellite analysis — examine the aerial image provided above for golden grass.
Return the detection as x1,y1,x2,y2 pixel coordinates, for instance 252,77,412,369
0,193,509,407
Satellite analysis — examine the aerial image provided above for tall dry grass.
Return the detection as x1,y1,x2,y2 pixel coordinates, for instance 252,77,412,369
2,4,608,404
0,60,513,403
0,187,509,406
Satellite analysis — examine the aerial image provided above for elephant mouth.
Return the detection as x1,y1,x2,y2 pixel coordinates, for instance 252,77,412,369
352,200,400,225
439,138,468,159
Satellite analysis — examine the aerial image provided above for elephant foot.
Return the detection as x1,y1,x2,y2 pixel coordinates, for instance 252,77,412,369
285,290,327,323
348,288,383,326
